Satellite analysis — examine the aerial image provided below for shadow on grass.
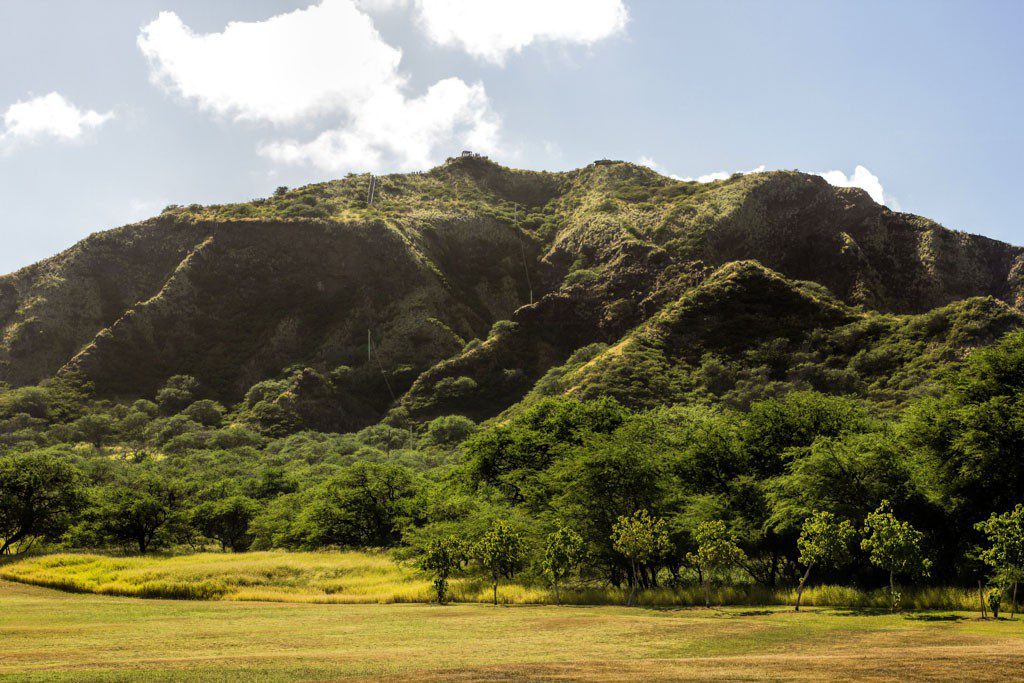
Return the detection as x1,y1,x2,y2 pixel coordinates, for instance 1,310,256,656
904,614,967,622
821,607,978,621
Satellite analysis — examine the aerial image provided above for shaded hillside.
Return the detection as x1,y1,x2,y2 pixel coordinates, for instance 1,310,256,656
3,155,1023,429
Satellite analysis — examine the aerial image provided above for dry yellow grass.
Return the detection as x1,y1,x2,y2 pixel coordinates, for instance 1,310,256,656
0,551,987,610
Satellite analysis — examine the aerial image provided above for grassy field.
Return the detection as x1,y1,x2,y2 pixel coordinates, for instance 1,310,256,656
3,579,1024,682
0,551,987,610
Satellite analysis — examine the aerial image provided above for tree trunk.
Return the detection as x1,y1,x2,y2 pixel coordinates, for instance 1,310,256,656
492,578,498,606
889,570,896,612
795,564,813,612
554,577,560,606
0,529,25,555
979,580,987,619
627,559,637,607
1012,581,1018,620
704,578,711,608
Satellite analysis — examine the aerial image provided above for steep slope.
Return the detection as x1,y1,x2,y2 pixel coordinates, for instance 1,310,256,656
512,262,1023,412
3,155,1023,430
0,220,212,386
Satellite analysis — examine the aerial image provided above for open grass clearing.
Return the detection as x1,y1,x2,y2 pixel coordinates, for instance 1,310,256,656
2,580,1023,681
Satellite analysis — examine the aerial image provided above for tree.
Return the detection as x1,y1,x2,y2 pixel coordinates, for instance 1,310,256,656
902,332,1024,566
475,520,526,605
420,536,466,604
71,413,115,448
92,473,184,553
741,392,871,478
861,501,931,611
794,511,855,611
975,504,1024,618
611,510,670,607
547,416,669,584
156,375,199,415
191,495,259,551
0,451,84,554
543,527,585,605
686,520,747,607
297,463,417,548
182,400,225,427
421,415,476,447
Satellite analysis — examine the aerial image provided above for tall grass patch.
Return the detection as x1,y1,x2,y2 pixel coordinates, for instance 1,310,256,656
0,552,983,610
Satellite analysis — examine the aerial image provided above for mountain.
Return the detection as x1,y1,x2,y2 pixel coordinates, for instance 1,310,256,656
3,155,1022,431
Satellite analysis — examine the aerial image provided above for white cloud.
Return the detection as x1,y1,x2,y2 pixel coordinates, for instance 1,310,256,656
686,165,766,183
261,77,499,172
138,0,501,173
642,157,888,204
640,157,765,183
816,165,885,205
414,0,628,64
0,92,113,151
356,0,409,10
138,2,402,124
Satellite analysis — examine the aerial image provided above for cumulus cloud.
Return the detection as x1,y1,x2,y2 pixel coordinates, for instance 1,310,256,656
816,165,885,205
639,157,765,183
355,0,408,10
137,2,402,124
414,0,628,64
0,92,113,151
686,165,766,183
262,77,499,172
641,157,888,205
138,0,500,172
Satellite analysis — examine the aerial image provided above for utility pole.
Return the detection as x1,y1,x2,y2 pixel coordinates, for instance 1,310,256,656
367,175,377,206
367,328,396,401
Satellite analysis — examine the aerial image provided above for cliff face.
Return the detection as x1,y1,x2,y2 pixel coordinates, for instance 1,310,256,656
2,156,1021,428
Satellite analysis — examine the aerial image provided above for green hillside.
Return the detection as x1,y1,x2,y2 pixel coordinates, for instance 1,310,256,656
5,156,1024,605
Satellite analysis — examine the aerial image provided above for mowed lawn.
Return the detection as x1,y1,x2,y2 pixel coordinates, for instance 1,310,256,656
3,580,1024,682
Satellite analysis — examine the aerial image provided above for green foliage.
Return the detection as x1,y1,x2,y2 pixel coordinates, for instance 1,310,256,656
419,536,466,603
191,496,259,552
797,512,856,570
421,415,476,447
474,519,526,605
0,451,85,554
71,413,115,447
296,463,417,548
975,504,1024,590
542,527,585,604
156,375,199,415
686,520,747,606
903,330,1024,536
465,397,627,501
611,510,670,606
794,511,856,610
182,400,225,427
861,501,931,610
79,472,186,553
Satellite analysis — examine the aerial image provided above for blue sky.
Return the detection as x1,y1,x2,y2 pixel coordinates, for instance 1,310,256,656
1,0,1021,275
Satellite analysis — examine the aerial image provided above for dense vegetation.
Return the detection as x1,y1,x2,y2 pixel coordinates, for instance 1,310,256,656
4,156,1024,610
5,327,1024,611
